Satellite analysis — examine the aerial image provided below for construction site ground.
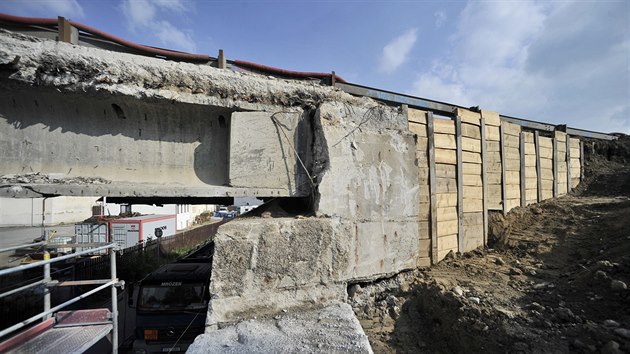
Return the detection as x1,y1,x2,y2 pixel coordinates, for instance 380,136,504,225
350,138,630,353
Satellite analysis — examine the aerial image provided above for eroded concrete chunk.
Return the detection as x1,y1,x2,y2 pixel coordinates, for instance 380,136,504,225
188,303,373,354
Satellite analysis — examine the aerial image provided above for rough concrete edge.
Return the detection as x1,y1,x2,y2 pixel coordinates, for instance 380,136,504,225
0,29,377,115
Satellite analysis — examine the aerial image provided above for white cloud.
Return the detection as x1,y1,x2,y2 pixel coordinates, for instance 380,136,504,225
154,20,196,53
120,0,197,53
121,0,155,27
379,28,417,74
410,0,630,133
434,10,447,28
1,0,84,18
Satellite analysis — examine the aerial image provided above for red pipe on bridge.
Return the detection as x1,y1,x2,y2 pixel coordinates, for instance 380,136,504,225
0,13,345,82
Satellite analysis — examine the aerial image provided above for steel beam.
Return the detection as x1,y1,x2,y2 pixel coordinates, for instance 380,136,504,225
567,127,617,141
335,82,459,115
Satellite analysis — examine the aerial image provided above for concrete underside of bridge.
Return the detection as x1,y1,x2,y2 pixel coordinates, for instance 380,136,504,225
1,29,421,346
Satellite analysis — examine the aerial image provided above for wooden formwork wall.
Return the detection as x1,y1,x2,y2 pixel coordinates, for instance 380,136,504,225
556,132,568,195
408,109,431,267
523,132,538,205
458,109,484,253
407,107,583,264
501,121,522,212
485,113,502,210
569,137,581,189
539,136,554,200
433,116,459,260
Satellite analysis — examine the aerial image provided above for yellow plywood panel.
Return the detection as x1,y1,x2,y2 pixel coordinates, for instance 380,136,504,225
526,177,537,189
569,138,580,149
523,132,534,143
416,136,429,148
501,121,521,136
435,149,457,165
437,220,459,238
486,172,502,184
505,188,520,199
418,221,430,240
525,155,537,166
462,137,482,153
481,110,501,126
486,141,501,152
438,235,458,254
437,206,458,221
409,122,427,138
461,123,481,139
434,118,455,134
436,177,458,193
418,167,429,181
463,162,482,175
504,136,520,148
436,193,458,208
571,147,580,156
456,108,481,126
462,212,483,226
541,168,554,180
436,164,456,178
462,151,482,164
463,174,483,186
485,125,501,141
524,143,536,155
540,158,553,169
408,108,427,124
463,200,484,213
505,158,521,172
555,131,567,142
464,186,483,199
539,147,553,159
539,137,553,149
504,145,520,155
435,133,457,150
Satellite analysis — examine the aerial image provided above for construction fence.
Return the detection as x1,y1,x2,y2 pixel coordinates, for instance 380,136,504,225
409,107,583,264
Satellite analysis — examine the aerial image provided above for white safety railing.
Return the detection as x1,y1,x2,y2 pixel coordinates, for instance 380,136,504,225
0,241,124,353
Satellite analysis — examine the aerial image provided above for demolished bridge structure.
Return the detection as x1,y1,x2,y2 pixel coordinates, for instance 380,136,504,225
0,16,618,345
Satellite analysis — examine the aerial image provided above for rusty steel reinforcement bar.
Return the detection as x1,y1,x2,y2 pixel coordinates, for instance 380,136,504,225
334,82,617,141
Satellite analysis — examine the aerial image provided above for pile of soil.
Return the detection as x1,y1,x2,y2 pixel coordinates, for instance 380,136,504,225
350,137,630,353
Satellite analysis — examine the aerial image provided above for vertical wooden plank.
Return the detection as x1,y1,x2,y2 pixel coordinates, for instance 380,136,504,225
427,112,438,264
535,131,542,203
580,140,595,182
480,118,488,246
566,136,572,192
499,123,507,214
519,132,526,207
552,136,558,198
455,116,463,253
57,16,72,44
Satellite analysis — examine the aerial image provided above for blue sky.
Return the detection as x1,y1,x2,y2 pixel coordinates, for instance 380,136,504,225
1,0,629,133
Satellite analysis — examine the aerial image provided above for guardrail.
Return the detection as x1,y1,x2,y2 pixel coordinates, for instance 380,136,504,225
0,242,124,353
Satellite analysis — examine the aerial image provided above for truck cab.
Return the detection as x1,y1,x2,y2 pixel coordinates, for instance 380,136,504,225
132,245,212,354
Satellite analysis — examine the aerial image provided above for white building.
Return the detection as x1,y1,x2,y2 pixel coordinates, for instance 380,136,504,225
0,197,218,231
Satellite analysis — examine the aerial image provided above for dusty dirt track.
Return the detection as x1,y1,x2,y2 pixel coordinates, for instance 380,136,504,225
351,138,630,353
